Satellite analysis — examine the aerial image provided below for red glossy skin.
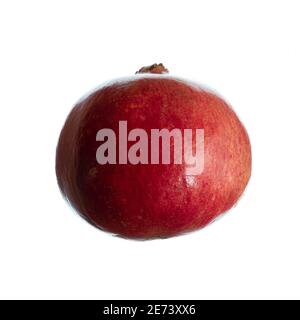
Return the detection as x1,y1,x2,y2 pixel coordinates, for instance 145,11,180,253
56,75,251,239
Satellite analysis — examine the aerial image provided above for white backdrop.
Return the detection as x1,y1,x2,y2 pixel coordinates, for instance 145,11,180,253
0,0,299,300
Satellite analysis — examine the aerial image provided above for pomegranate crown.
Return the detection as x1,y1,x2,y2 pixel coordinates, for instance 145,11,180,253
136,63,169,74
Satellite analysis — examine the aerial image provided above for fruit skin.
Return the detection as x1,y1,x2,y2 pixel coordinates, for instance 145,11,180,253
56,73,251,239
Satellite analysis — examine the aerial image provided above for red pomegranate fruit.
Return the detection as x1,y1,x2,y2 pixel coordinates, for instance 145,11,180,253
56,64,251,239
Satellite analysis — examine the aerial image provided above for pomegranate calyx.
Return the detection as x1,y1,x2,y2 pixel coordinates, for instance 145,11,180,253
136,63,169,74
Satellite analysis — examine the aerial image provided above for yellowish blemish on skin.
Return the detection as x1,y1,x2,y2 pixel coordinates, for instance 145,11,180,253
127,103,144,110
88,167,97,177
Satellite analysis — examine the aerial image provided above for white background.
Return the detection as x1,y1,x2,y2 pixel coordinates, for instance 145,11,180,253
0,0,299,300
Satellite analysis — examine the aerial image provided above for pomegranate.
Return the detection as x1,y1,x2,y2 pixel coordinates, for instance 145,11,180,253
56,64,251,239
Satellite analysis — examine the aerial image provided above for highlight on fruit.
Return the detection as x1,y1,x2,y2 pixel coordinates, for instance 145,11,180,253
56,63,251,239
